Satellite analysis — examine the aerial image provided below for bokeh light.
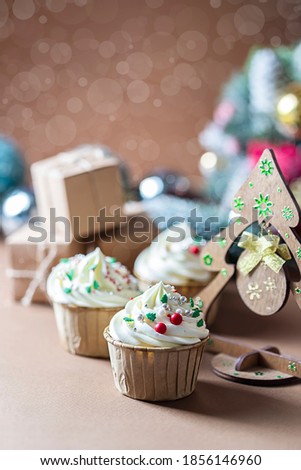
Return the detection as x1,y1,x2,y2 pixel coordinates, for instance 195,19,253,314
0,0,299,181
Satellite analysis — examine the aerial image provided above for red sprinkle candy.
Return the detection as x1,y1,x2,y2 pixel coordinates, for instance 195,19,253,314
170,313,183,325
155,323,167,334
189,245,200,255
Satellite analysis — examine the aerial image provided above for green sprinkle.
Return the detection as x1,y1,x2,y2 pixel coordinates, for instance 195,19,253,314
288,361,297,373
190,297,194,307
93,280,100,290
221,268,228,277
233,372,239,376
203,254,213,266
146,312,156,321
255,371,264,376
91,264,98,271
207,338,213,345
285,233,289,239
218,238,227,248
236,218,242,225
160,293,168,304
60,258,70,263
123,317,134,323
277,375,283,379
277,187,282,193
108,257,117,263
66,269,74,281
295,287,301,295
85,286,92,294
249,181,254,188
296,247,301,260
63,287,72,294
197,319,204,328
192,309,200,318
198,300,204,308
193,235,203,244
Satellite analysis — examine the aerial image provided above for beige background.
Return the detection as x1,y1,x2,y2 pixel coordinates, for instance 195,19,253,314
1,0,300,183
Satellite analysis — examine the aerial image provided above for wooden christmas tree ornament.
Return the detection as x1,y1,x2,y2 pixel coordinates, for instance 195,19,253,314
194,149,301,385
207,334,300,386
197,148,301,322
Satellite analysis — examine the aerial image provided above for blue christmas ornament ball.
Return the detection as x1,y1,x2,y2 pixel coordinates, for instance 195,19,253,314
1,186,35,236
0,137,25,195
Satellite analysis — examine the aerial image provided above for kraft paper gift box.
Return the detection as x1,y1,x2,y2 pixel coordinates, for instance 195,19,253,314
31,147,124,239
6,224,83,305
87,201,158,271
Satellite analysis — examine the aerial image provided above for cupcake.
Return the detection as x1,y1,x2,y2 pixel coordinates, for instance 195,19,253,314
134,222,211,297
47,248,140,358
104,281,209,401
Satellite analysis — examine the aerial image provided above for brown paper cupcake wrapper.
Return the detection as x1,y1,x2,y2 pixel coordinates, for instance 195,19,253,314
104,327,208,401
53,303,119,358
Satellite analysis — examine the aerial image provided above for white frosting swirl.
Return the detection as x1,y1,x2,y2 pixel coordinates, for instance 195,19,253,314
47,248,140,308
134,222,211,285
109,282,209,347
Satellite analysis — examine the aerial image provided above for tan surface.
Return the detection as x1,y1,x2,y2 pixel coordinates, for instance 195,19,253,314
1,241,301,450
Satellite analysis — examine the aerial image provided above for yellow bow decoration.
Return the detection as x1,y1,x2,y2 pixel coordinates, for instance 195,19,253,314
237,232,291,276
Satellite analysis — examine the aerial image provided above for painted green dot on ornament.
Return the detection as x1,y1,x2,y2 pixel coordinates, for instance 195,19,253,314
285,233,289,239
203,254,213,266
288,361,297,373
295,287,301,294
260,159,274,176
236,218,242,225
277,187,282,193
249,182,254,188
233,196,244,211
221,268,228,277
255,371,264,376
282,206,293,221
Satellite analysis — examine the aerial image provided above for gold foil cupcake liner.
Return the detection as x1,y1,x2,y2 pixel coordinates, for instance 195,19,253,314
53,303,119,358
104,327,208,401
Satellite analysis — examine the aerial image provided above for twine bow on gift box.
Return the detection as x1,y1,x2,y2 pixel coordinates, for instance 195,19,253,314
237,232,291,275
